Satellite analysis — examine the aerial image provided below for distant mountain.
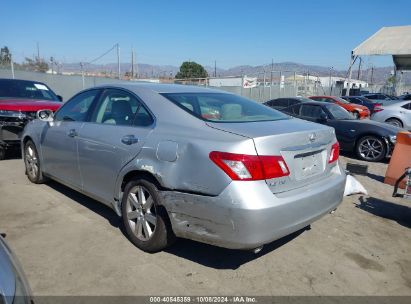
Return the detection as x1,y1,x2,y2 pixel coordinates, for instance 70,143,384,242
60,61,406,84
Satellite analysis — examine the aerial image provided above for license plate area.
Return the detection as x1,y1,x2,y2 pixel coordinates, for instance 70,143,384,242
294,150,324,180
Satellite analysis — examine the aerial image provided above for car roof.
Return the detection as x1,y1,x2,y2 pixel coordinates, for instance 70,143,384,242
0,78,48,85
286,100,325,107
94,82,227,94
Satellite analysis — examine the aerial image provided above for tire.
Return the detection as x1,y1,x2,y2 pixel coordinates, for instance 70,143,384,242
121,178,175,252
352,111,360,119
385,118,403,128
356,135,387,162
23,140,47,184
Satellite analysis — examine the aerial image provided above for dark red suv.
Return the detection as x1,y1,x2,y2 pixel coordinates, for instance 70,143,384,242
0,78,62,159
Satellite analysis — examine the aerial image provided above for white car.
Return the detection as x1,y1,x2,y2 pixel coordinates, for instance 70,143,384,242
371,100,411,130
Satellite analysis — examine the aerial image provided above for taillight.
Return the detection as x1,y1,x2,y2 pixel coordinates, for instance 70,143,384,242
209,151,290,181
373,104,383,113
329,142,340,163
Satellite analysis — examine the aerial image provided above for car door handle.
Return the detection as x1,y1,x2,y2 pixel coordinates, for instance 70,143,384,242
67,129,77,137
121,135,139,145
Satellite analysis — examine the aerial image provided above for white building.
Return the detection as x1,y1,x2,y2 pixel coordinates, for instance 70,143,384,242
318,76,368,89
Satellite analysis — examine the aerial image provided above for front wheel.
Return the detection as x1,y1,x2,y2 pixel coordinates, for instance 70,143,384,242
24,140,47,183
356,136,386,162
121,179,175,252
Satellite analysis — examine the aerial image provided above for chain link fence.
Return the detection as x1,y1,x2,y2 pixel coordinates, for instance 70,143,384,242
1,67,410,103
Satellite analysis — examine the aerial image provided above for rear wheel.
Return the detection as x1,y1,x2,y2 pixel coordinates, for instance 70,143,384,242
121,179,175,252
385,118,403,128
24,140,47,183
356,136,386,162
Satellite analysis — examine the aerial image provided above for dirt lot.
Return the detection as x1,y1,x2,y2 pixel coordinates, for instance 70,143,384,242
0,155,410,296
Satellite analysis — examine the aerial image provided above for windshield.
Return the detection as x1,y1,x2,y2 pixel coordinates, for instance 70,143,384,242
327,104,354,120
0,79,60,101
161,92,289,123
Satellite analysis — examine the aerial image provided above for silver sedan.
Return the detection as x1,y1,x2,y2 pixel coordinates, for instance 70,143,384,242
22,83,346,252
371,100,411,130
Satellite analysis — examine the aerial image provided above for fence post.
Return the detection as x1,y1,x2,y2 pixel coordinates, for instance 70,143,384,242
294,72,297,96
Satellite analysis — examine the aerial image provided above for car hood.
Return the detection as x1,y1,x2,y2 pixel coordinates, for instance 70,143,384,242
0,98,61,112
338,119,402,135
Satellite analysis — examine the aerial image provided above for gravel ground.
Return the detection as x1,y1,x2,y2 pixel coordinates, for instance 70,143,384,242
0,155,410,296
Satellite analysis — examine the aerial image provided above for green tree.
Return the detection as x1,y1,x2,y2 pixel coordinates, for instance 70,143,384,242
175,61,208,79
21,57,49,73
0,46,12,66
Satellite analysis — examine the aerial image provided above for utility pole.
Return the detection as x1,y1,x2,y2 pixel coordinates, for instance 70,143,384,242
370,66,374,85
329,67,333,95
131,48,134,79
80,62,85,89
116,43,121,80
357,57,362,80
36,42,40,60
214,60,216,77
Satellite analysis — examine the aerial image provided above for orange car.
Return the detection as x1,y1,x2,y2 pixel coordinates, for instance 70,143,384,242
309,96,370,119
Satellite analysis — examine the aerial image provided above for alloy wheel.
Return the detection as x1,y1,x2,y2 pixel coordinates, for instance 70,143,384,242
25,145,39,179
358,137,384,161
126,186,157,241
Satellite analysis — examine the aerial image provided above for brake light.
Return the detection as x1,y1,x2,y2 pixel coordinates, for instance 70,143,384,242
373,104,383,113
329,142,340,163
209,151,290,181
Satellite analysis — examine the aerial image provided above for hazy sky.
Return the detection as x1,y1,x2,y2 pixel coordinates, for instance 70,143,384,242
2,0,410,69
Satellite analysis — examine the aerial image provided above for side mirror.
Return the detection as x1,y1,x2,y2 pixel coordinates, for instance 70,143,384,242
317,113,328,123
37,109,54,122
57,95,63,102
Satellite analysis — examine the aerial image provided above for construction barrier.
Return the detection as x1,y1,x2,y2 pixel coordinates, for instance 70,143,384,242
384,131,411,189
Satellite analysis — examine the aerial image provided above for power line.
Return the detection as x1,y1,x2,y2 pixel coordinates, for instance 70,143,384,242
83,43,118,66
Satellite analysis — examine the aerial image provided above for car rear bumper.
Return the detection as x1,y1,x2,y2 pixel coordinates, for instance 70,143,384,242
161,162,346,250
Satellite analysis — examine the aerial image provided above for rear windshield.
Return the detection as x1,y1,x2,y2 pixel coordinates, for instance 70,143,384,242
161,92,289,123
0,79,59,101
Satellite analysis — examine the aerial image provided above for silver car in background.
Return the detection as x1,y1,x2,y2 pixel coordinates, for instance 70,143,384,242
371,100,411,130
22,84,345,252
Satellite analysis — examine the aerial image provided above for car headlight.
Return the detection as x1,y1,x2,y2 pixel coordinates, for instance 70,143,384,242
0,110,26,119
389,135,397,144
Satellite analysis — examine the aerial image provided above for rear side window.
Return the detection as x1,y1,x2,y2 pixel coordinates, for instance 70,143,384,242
273,99,289,108
300,105,325,118
283,104,301,115
161,93,289,123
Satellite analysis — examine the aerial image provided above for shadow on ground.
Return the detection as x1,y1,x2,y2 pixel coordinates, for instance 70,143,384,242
46,180,306,269
357,196,411,229
46,181,122,229
165,229,305,270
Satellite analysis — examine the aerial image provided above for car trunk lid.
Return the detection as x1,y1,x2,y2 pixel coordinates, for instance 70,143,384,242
206,118,337,193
